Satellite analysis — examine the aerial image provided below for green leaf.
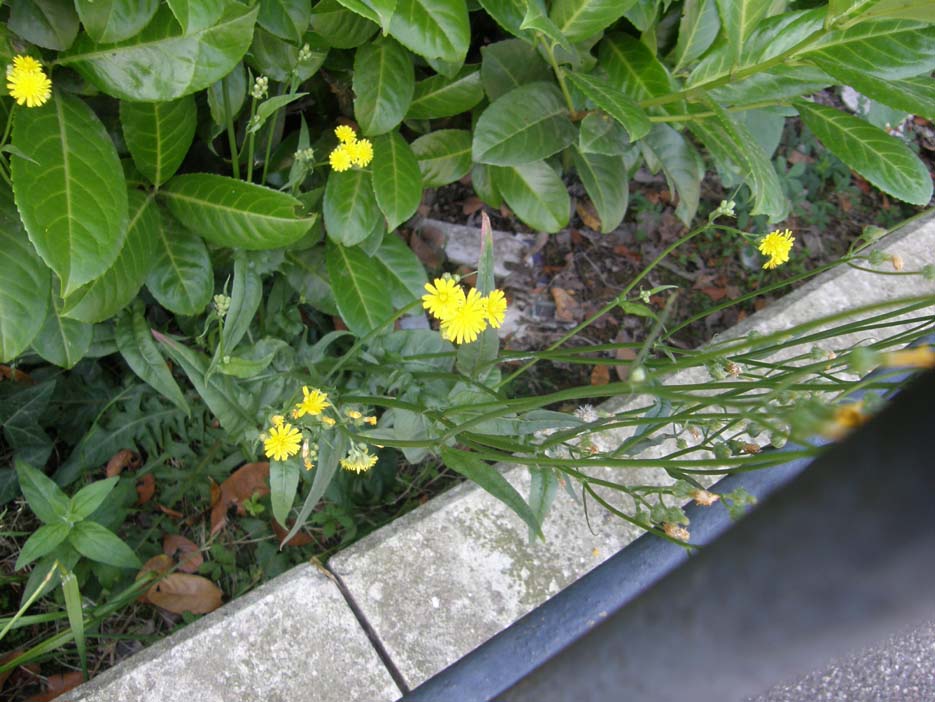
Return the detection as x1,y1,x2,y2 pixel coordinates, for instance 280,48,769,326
411,129,472,187
120,96,197,187
270,460,300,527
491,161,570,233
599,32,680,111
477,0,531,39
861,0,935,22
440,447,543,539
472,163,502,207
326,240,394,336
16,460,69,524
480,38,551,102
707,65,832,106
578,112,631,155
0,188,49,362
639,123,704,225
473,82,576,166
372,132,422,231
162,174,316,250
714,0,771,65
354,37,415,136
550,0,639,42
407,64,484,119
795,99,933,206
32,290,93,369
75,0,159,43
259,0,311,43
207,62,248,126
67,520,140,568
247,93,308,135
222,254,263,353
62,191,160,324
248,27,328,82
11,92,128,296
388,0,470,65
61,569,87,680
373,233,428,306
672,0,720,71
1,382,55,470
69,477,119,521
565,71,651,141
335,0,383,27
8,0,79,51
153,331,255,435
145,209,213,316
804,20,935,80
573,149,628,233
310,0,378,48
816,66,935,121
166,0,226,33
281,429,348,546
60,4,259,101
520,0,573,54
15,523,71,570
323,169,383,246
527,466,558,542
116,309,190,415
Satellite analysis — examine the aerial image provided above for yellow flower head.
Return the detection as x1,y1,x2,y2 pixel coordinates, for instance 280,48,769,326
364,416,377,426
340,445,379,474
758,229,795,270
422,277,464,321
440,287,489,345
264,421,302,462
294,386,330,418
335,124,357,144
882,346,935,369
346,409,363,420
484,289,507,329
271,415,285,427
349,138,373,167
321,416,336,427
6,55,51,108
329,144,353,172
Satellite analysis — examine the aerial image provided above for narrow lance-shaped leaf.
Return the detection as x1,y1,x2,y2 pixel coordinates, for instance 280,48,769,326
116,308,190,415
221,254,263,353
281,429,349,546
270,460,300,528
809,60,935,121
11,91,128,296
120,96,197,187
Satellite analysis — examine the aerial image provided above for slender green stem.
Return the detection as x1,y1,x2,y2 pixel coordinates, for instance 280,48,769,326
540,36,576,116
222,79,240,180
245,97,258,183
0,562,59,642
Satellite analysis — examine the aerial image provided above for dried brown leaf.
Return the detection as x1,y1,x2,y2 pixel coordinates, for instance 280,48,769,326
162,534,204,573
26,671,84,702
210,462,270,536
105,449,141,477
590,364,610,386
271,519,315,547
146,574,223,615
135,474,156,504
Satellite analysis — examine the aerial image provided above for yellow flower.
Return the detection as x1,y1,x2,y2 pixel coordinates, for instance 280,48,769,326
440,288,489,345
6,55,52,108
340,445,378,474
271,415,285,427
422,277,464,321
758,229,795,270
346,409,363,420
294,386,330,418
364,416,377,426
349,138,373,167
335,125,357,144
484,289,507,329
264,421,302,461
882,346,935,369
321,416,336,427
329,144,353,172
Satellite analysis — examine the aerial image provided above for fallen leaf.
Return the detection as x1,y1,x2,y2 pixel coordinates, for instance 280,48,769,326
461,196,484,216
0,365,32,383
551,287,581,323
135,554,173,601
575,199,602,232
146,573,223,615
105,449,141,477
210,462,270,536
136,474,156,504
26,671,84,702
157,504,184,519
590,364,610,385
163,534,204,573
271,519,315,547
614,343,638,382
698,286,728,302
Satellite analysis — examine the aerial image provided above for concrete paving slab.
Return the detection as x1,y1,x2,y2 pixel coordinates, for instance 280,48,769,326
59,564,401,702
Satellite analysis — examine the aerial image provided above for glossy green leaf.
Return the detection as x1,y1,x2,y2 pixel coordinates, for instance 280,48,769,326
0,188,49,362
247,93,308,135
707,65,832,106
15,523,70,569
259,0,311,43
804,21,935,80
491,161,570,233
116,308,190,415
62,191,160,324
550,0,638,41
373,233,428,306
795,99,933,206
69,477,119,520
11,92,128,296
145,210,213,316
714,0,771,64
336,0,397,31
480,39,552,102
520,0,573,53
248,27,328,82
639,124,704,225
353,37,415,136
861,0,935,21
326,240,393,335
578,112,630,155
527,466,558,542
372,132,422,231
75,0,159,43
473,82,576,165
573,149,628,233
162,174,316,250
8,0,79,51
441,447,543,539
471,163,502,207
599,32,679,111
60,4,258,101
672,0,719,71
411,129,472,187
120,96,197,187
270,460,300,527
407,64,484,119
32,291,93,369
477,0,530,39
310,0,379,49
16,460,69,524
388,0,470,64
566,72,651,141
323,169,383,246
222,254,263,353
68,521,140,568
207,62,248,126
153,331,255,435
813,64,935,121
166,0,226,32
281,428,348,546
